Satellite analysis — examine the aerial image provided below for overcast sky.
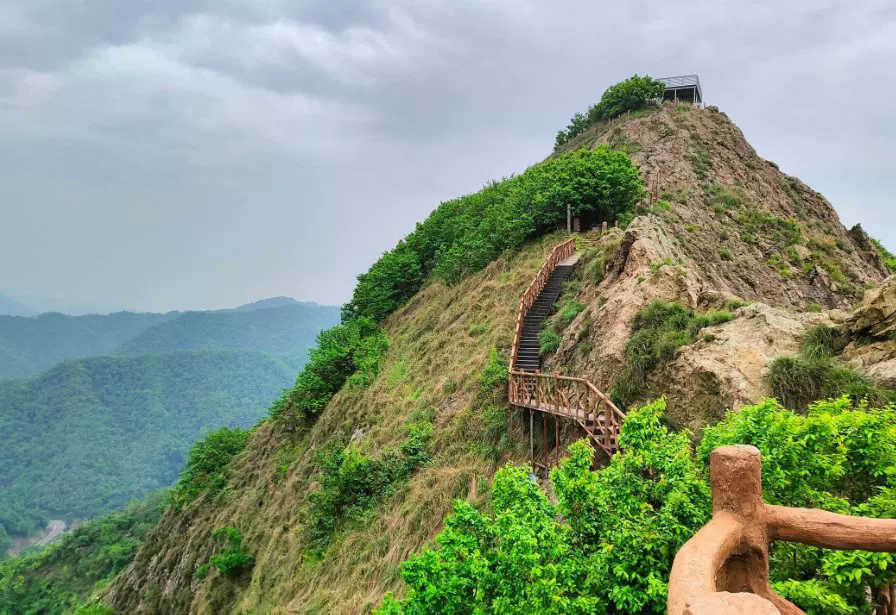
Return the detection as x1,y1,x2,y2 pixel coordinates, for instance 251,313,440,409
1,0,893,313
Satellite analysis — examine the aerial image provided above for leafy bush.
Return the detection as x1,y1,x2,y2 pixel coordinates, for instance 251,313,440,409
480,348,507,392
556,75,666,147
701,396,896,612
195,526,254,579
872,238,896,272
552,300,585,331
272,318,389,426
342,243,423,322
171,426,250,506
538,329,561,354
306,423,431,551
767,356,893,411
377,399,710,614
719,248,733,261
612,301,732,408
381,396,896,615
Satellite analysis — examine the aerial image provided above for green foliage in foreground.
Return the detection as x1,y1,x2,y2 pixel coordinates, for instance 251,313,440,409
171,426,251,508
872,238,896,272
0,349,295,540
612,301,732,408
377,399,709,614
479,348,508,392
195,527,255,579
380,396,896,614
0,491,165,615
306,422,432,552
702,397,896,612
556,75,666,147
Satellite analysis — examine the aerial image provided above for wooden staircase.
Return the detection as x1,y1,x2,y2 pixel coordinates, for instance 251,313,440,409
514,256,579,372
508,238,625,462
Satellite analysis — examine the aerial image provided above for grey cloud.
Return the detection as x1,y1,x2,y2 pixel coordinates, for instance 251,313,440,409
0,0,893,312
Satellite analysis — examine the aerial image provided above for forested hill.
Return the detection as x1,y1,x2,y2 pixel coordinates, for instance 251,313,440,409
0,349,295,546
116,304,339,366
0,311,179,380
0,301,340,380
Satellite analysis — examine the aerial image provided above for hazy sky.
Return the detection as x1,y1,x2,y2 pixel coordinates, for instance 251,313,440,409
1,0,893,313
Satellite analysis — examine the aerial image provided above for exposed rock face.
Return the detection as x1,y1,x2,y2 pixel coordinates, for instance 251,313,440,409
847,277,896,338
653,305,833,430
547,103,889,424
843,277,896,387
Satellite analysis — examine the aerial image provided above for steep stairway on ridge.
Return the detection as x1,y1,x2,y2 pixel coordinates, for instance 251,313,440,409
514,253,580,372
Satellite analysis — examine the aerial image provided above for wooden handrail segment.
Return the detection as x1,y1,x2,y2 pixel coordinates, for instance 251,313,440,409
668,445,896,615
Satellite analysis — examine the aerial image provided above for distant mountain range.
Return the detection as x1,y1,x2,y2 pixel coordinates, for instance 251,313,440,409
0,297,340,549
0,293,34,317
0,297,338,381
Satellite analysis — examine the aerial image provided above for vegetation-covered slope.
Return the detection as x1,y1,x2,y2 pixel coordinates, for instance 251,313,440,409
116,304,339,367
0,350,295,543
95,99,894,614
0,491,166,615
0,311,178,380
106,235,566,614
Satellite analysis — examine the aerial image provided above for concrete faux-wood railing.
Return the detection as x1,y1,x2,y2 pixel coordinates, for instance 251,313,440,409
668,445,896,615
508,237,626,465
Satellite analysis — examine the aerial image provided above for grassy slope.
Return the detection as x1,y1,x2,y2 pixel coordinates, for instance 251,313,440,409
108,235,564,615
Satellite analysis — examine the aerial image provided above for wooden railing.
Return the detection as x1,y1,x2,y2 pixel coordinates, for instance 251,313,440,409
669,445,896,615
508,371,625,455
509,237,576,372
507,237,625,458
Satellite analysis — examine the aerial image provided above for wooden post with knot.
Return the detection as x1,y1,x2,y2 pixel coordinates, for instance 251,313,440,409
668,445,896,615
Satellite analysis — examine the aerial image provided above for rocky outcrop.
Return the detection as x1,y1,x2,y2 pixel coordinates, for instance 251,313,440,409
545,103,889,425
843,277,896,388
653,305,834,430
847,277,896,338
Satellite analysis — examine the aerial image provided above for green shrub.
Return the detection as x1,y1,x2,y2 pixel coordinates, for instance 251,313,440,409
872,238,896,272
766,356,893,411
272,318,389,426
306,424,431,551
701,396,896,612
480,348,507,392
172,427,250,506
538,329,561,354
612,301,731,408
725,298,751,311
377,399,710,614
649,257,680,274
719,248,733,261
772,580,851,615
196,526,254,579
554,300,585,330
807,302,823,313
802,325,843,360
555,75,665,146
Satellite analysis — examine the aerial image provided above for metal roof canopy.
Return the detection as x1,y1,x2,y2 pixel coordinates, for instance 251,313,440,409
657,74,703,105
